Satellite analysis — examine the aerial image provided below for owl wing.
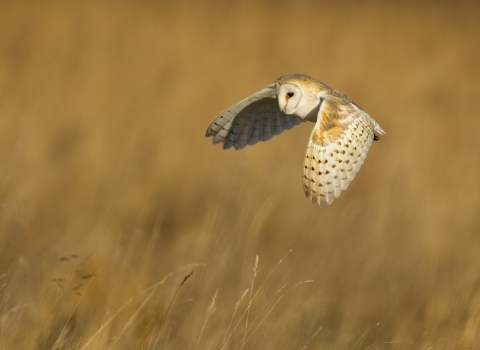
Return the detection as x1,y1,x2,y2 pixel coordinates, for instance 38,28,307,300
303,97,384,206
206,84,303,150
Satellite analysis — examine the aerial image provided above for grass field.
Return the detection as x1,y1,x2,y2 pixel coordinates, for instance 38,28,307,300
1,1,480,348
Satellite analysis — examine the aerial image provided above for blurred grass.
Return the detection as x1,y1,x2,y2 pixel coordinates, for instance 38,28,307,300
1,0,480,348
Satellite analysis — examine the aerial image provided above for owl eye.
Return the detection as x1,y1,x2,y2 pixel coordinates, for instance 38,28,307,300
287,92,294,98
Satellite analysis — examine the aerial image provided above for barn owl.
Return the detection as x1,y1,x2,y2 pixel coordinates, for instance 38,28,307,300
206,74,385,207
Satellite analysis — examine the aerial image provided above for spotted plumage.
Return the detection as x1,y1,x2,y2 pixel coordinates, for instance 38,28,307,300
206,74,385,207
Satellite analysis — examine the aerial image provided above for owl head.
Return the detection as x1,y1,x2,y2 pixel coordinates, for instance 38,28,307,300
276,82,302,115
276,75,323,120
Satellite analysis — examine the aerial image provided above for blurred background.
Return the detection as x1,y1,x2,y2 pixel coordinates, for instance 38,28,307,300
1,0,480,348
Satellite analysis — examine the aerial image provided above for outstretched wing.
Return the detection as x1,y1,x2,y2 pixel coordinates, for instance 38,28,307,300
303,97,384,206
206,84,302,150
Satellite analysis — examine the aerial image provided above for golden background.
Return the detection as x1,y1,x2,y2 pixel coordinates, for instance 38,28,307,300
1,1,480,348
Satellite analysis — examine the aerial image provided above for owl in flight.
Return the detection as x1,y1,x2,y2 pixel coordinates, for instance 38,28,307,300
206,74,385,207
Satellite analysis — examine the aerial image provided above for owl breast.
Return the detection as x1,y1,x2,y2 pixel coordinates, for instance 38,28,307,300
301,101,321,122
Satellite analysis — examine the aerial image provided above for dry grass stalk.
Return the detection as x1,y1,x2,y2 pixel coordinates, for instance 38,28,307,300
243,254,259,349
300,326,323,350
350,323,380,350
107,287,156,350
154,270,195,349
80,264,204,350
197,288,218,346
55,271,100,348
237,280,314,349
223,288,250,346
221,250,294,349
